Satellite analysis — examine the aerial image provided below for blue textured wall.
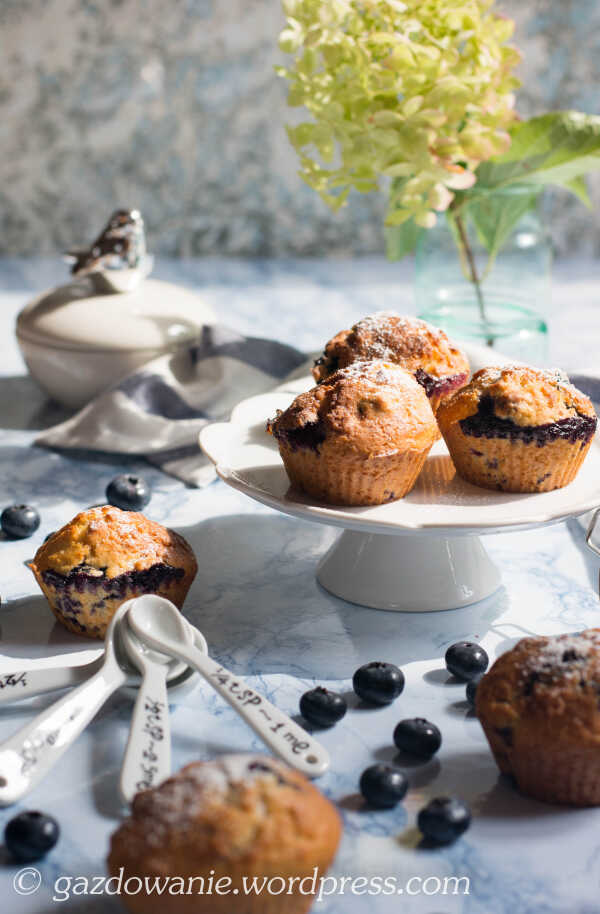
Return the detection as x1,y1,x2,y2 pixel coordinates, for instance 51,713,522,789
0,0,599,257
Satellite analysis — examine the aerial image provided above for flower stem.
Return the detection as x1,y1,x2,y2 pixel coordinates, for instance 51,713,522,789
453,212,494,347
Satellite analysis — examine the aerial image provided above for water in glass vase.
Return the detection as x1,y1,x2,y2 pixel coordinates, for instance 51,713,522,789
414,192,551,363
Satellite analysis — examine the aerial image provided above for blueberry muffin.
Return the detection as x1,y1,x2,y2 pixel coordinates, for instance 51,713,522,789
436,366,597,492
107,754,342,914
30,506,197,639
269,360,438,506
476,629,600,806
312,313,469,412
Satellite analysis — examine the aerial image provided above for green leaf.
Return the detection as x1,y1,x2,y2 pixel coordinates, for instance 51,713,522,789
558,174,591,207
476,112,600,192
385,217,424,260
461,188,541,259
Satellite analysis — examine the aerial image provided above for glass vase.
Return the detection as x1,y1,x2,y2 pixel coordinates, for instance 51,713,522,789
414,190,552,362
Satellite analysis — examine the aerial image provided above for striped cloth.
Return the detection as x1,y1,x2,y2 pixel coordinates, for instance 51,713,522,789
35,324,309,486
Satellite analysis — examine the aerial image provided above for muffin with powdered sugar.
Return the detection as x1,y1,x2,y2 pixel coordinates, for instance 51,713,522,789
436,365,597,492
477,629,600,806
312,312,469,412
269,359,438,506
107,754,342,914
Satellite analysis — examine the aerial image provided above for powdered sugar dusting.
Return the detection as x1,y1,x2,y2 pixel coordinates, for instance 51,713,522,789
332,359,414,387
477,365,573,393
521,630,600,680
352,313,436,361
139,754,290,840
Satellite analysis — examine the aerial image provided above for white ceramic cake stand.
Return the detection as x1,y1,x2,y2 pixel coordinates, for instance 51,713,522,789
200,343,600,612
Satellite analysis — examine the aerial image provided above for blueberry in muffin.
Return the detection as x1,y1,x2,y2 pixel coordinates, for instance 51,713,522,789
312,313,469,412
436,365,597,492
30,505,197,639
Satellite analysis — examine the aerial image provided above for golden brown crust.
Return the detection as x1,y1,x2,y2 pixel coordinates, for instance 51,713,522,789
437,365,595,428
312,313,469,391
31,505,196,579
273,361,438,458
477,630,600,805
107,755,342,914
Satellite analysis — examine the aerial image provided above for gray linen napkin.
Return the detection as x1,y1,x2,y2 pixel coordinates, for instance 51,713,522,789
35,324,309,486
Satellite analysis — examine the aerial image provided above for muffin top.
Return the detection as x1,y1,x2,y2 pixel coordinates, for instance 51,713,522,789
108,754,341,868
270,360,438,458
438,365,596,429
476,629,600,747
31,505,196,580
313,313,469,384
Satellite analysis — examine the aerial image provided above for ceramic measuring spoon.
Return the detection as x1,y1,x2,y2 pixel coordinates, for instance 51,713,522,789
0,615,200,706
0,655,104,704
128,595,330,778
118,610,195,804
0,603,133,806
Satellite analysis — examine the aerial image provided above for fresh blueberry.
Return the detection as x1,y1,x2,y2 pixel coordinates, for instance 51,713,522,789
360,763,408,808
466,675,482,708
393,718,441,759
352,661,405,706
299,687,347,727
106,474,151,511
445,641,489,681
1,505,40,539
417,797,471,844
4,811,60,862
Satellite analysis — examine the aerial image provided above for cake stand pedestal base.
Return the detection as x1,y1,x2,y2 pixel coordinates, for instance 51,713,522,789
316,530,501,612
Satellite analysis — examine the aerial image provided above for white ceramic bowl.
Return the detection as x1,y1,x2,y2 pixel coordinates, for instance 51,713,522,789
16,274,216,410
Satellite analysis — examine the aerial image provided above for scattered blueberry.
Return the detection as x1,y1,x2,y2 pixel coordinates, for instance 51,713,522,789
353,661,405,706
4,811,60,862
445,641,489,681
360,763,408,808
44,531,56,543
299,687,347,727
466,675,482,708
106,475,151,511
417,796,471,844
1,505,40,539
393,718,442,759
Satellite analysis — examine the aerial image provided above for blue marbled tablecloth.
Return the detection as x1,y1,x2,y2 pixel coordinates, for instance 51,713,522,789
1,257,600,914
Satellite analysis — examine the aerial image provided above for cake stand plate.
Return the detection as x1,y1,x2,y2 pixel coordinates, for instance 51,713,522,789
200,343,600,612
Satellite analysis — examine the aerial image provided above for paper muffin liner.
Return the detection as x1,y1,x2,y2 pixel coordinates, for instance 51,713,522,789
32,569,193,640
278,444,432,506
439,421,593,493
480,721,600,806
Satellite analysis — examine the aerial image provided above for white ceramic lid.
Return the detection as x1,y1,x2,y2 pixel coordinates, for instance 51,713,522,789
16,276,215,352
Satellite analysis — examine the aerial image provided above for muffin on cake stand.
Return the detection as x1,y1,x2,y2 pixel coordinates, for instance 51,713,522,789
200,342,600,612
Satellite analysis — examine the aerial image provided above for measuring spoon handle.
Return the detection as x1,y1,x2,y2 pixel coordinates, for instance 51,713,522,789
119,664,171,804
0,662,101,705
0,665,126,806
174,642,329,778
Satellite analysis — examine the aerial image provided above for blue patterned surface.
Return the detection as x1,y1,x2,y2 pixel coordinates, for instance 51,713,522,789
1,257,600,912
1,1,600,257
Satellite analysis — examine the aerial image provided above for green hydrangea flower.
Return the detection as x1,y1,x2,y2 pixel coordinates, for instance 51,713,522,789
277,0,520,227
